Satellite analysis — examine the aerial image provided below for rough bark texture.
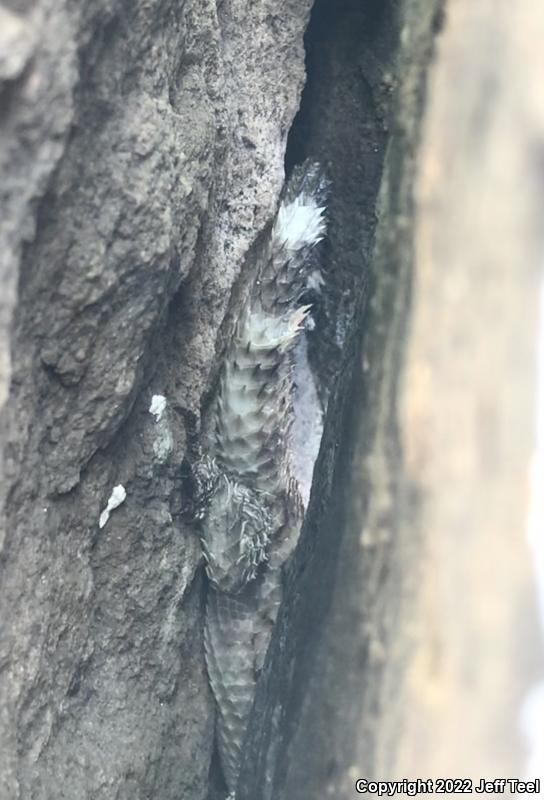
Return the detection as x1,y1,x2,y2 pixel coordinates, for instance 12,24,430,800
0,2,312,798
2,0,542,798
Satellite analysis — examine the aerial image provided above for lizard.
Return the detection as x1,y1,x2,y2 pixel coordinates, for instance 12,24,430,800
195,159,329,797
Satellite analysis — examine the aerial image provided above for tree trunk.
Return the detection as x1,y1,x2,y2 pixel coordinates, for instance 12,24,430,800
1,1,542,799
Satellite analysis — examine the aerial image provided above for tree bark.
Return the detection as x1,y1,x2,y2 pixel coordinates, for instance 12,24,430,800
1,1,542,798
0,2,311,797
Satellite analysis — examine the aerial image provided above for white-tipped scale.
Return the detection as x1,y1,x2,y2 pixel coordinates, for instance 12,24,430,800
272,194,326,252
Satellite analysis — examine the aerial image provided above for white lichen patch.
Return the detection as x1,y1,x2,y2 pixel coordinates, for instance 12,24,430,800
99,484,127,529
153,425,173,462
147,394,172,461
149,394,167,421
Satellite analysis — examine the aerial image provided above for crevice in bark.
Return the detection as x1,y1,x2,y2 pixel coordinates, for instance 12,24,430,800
284,0,396,403
236,1,443,798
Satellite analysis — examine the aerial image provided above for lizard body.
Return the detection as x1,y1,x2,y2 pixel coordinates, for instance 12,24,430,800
198,160,328,795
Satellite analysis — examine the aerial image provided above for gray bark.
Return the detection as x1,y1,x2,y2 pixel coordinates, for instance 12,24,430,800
2,0,542,798
0,1,311,797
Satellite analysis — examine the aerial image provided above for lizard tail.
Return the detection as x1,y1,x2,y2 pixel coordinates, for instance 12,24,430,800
205,575,280,793
258,159,330,313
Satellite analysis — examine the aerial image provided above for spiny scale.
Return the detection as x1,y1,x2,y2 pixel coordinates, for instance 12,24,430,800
200,160,328,796
259,159,328,313
214,306,298,494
